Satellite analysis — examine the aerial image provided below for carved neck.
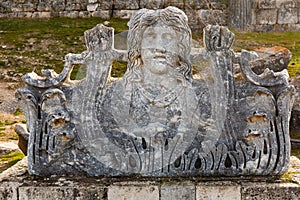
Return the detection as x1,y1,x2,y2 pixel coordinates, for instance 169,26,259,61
142,66,180,89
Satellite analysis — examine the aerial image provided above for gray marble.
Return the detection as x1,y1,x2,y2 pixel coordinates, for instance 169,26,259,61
16,7,295,177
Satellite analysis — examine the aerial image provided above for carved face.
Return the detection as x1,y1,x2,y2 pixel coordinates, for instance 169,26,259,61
141,22,179,75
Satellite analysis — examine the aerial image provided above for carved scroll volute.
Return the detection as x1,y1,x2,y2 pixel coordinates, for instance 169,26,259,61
240,50,289,87
204,25,234,53
15,88,38,134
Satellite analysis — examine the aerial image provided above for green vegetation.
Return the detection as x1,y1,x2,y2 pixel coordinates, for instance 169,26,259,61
0,18,299,80
0,150,24,173
0,18,129,79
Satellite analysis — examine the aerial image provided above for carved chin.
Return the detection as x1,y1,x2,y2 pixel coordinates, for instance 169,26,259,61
148,62,169,75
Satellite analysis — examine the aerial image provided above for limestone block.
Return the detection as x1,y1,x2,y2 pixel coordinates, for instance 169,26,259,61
164,0,185,9
114,0,139,10
276,0,296,8
256,8,278,24
87,4,98,12
65,2,85,11
139,0,163,9
22,4,35,12
98,0,113,10
37,3,51,12
113,10,136,19
278,8,298,24
19,187,75,200
161,183,195,200
108,183,159,200
32,12,51,18
197,9,227,26
92,10,110,19
51,1,66,12
258,0,276,9
0,186,16,200
65,11,79,18
79,11,90,18
241,183,300,199
196,182,241,200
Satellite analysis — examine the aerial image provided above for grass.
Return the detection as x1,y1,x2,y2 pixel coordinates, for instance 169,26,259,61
0,18,129,79
0,150,24,173
0,18,299,80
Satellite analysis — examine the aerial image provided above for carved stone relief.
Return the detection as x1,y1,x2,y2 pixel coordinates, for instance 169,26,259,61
16,7,295,177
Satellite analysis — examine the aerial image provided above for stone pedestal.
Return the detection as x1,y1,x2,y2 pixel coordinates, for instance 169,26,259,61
0,157,300,200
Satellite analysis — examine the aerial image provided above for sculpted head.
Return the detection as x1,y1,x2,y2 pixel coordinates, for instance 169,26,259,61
124,6,192,86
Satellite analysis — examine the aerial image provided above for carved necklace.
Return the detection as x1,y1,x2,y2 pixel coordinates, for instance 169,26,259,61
137,84,183,108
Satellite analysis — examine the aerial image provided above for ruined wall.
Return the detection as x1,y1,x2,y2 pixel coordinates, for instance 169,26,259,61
230,0,300,31
0,0,228,32
0,0,299,31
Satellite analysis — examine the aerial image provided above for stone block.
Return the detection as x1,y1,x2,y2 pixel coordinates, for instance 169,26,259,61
51,1,66,12
139,0,164,9
197,9,227,26
79,11,90,18
241,183,300,199
108,183,159,200
258,0,276,9
114,0,139,10
32,12,51,18
161,182,195,200
113,10,136,19
256,8,278,24
278,8,298,24
196,182,241,200
0,186,16,200
98,0,113,10
19,187,75,200
92,10,110,19
19,186,105,200
22,4,35,12
164,0,185,9
87,4,98,12
276,0,296,8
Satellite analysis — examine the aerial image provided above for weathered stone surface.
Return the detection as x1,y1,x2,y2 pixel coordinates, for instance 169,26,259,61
251,46,292,74
140,0,163,9
256,8,278,24
196,182,241,200
114,0,139,10
16,7,294,177
112,10,136,19
161,182,195,200
15,124,29,155
108,183,159,200
19,186,105,200
290,76,300,136
276,0,296,8
197,9,226,26
92,10,110,19
258,0,276,9
278,8,298,24
241,182,300,199
164,0,185,9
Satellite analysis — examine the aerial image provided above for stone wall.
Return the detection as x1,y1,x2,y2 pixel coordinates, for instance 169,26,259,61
230,0,300,31
0,1,299,31
0,0,229,32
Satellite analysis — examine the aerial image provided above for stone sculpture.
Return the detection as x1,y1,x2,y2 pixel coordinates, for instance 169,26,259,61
16,7,295,177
